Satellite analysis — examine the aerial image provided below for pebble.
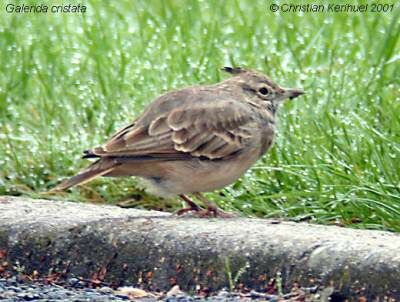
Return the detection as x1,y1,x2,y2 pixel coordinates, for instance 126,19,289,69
98,286,114,294
0,278,317,301
0,278,129,302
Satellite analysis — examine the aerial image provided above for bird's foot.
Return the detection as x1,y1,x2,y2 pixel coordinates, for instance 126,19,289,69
176,193,237,218
175,205,236,218
175,205,201,216
175,194,202,216
198,206,237,218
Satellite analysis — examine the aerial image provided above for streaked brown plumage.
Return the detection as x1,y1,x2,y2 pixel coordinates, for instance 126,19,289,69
53,67,304,217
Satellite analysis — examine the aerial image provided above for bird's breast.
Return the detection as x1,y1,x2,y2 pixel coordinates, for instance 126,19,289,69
259,126,275,156
139,148,262,197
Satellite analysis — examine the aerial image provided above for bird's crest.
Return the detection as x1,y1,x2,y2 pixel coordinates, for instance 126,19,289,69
221,66,246,74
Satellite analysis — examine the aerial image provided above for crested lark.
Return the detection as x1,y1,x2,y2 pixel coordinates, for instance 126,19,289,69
53,67,304,217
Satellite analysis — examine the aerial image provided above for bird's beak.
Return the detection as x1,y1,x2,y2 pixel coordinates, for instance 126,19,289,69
283,88,305,100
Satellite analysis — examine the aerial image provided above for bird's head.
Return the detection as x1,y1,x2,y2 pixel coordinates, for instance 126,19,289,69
222,66,304,113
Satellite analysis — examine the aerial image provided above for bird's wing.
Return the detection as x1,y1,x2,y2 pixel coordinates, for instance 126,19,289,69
93,98,256,160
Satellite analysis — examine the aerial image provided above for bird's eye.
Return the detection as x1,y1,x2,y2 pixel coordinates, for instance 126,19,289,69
258,87,269,95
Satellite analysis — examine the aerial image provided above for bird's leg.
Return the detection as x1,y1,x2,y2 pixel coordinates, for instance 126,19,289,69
176,194,201,215
193,192,235,218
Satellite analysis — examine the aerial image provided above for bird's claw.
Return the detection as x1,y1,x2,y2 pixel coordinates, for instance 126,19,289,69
175,206,236,218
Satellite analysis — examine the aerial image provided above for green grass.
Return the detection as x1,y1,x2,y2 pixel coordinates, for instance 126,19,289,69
0,1,399,231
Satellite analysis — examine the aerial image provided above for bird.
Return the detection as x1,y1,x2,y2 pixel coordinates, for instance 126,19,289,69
52,67,304,217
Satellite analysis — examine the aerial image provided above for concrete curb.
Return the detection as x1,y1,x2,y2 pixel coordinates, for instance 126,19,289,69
0,196,399,299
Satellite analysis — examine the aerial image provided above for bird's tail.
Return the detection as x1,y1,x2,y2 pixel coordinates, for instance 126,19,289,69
50,158,118,192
